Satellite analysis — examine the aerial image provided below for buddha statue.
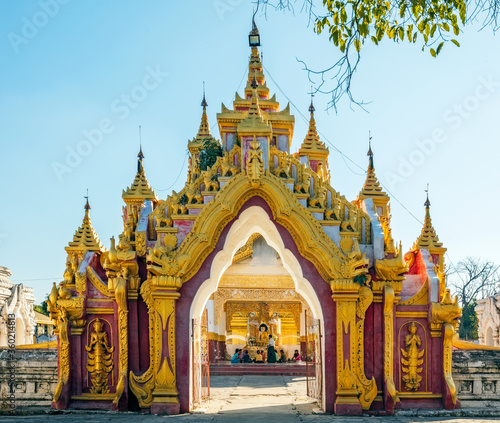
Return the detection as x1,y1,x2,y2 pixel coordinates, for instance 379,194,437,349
258,323,269,343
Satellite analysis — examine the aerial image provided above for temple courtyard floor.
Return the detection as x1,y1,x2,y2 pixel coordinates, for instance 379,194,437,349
2,375,499,422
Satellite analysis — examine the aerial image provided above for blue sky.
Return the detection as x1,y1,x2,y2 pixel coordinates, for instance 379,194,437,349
1,0,499,303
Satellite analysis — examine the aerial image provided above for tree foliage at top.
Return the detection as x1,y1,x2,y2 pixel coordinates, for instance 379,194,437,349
34,294,50,316
458,299,478,340
198,139,223,172
259,0,499,109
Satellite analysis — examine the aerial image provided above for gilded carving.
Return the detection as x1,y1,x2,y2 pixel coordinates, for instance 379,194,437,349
429,289,462,331
354,286,377,409
52,307,69,402
135,231,147,257
383,285,399,405
443,323,457,405
246,140,265,188
213,285,300,325
113,273,128,405
129,233,183,409
85,318,114,394
401,322,424,391
375,242,408,281
47,267,86,404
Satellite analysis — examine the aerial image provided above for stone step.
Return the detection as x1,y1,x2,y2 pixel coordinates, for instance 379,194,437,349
209,363,311,376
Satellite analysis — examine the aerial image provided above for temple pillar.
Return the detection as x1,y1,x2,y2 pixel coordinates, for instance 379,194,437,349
382,284,399,414
442,322,459,409
331,279,362,415
129,275,181,415
331,277,378,416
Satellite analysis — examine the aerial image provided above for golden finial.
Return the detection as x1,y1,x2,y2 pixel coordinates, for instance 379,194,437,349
367,131,374,171
424,184,430,209
137,126,144,173
309,88,315,114
84,189,90,211
201,81,208,108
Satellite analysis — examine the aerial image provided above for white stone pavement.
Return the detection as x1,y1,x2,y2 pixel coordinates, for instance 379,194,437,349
2,375,500,422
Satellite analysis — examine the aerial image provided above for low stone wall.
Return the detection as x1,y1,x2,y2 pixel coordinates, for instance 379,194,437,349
0,348,499,411
0,348,57,411
453,349,500,407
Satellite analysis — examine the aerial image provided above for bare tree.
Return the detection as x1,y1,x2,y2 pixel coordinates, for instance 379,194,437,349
448,257,499,339
449,257,499,308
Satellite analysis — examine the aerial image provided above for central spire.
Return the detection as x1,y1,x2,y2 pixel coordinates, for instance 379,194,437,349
196,83,211,141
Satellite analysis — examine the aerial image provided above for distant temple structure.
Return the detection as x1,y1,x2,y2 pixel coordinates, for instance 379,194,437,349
46,20,463,415
0,266,36,346
476,291,500,346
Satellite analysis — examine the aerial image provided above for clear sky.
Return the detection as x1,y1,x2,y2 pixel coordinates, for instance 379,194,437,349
1,1,499,304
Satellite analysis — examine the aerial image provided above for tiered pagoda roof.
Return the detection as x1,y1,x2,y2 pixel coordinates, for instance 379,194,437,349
66,198,105,254
413,195,445,252
122,147,156,203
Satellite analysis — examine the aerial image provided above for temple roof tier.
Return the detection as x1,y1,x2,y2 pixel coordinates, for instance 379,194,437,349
122,148,157,203
66,198,105,254
413,194,445,252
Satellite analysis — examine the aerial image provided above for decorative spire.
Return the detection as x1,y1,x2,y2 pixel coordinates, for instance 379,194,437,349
84,189,90,212
138,126,144,173
298,97,328,155
367,131,374,171
297,94,330,180
413,190,445,251
66,196,105,254
123,146,156,203
358,136,389,204
424,184,431,211
195,84,212,142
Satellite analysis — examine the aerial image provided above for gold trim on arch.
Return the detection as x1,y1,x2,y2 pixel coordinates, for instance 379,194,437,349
177,173,366,284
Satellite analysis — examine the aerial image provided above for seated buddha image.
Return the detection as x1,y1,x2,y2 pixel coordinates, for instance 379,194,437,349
258,323,269,343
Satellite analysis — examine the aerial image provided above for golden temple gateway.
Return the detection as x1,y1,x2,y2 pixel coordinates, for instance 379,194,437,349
46,20,462,415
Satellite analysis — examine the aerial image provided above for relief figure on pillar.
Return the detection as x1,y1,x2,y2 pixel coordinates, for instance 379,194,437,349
86,318,115,394
401,322,424,391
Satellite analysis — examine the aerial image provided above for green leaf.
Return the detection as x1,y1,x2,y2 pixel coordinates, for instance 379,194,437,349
341,8,347,23
430,48,436,57
400,3,407,17
354,38,361,52
451,39,460,47
371,35,379,45
430,23,437,37
443,22,450,31
436,41,444,54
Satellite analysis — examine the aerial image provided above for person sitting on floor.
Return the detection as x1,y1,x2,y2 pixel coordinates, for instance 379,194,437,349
279,349,287,363
254,350,264,363
231,349,241,364
291,349,301,362
242,349,252,363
